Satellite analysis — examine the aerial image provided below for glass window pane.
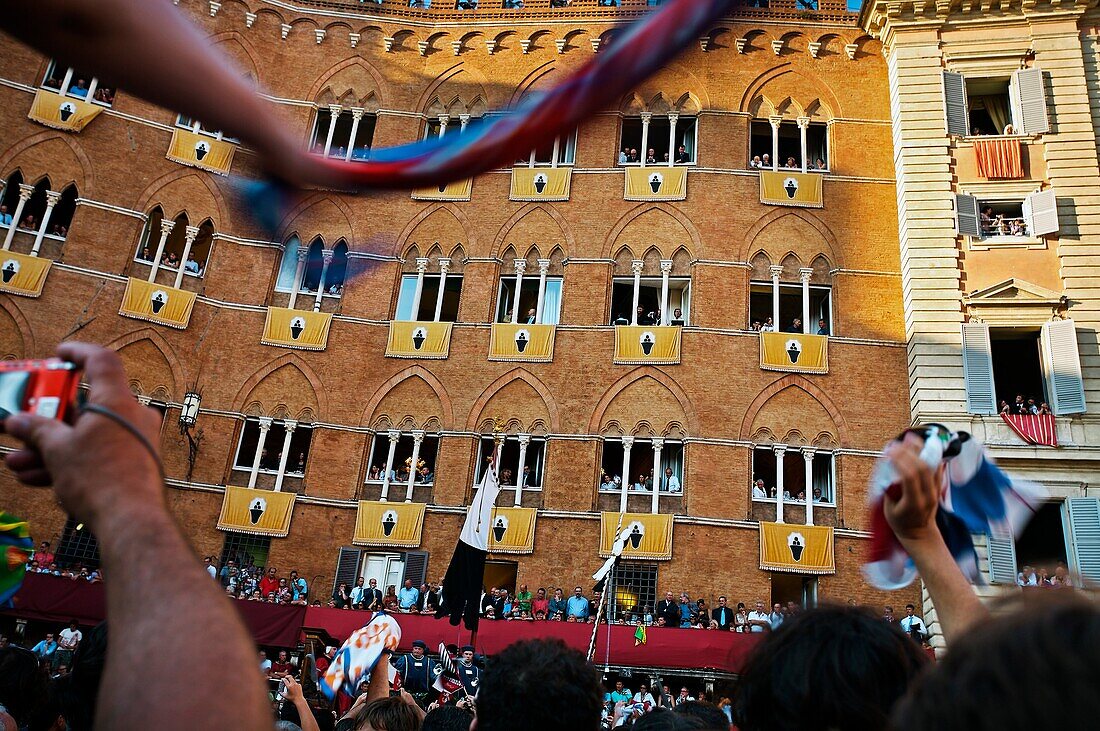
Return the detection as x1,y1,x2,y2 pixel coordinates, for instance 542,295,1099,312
395,275,418,320
276,237,300,291
541,279,563,325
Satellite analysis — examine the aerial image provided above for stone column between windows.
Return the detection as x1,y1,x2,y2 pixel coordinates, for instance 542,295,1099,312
433,257,450,322
345,108,365,162
630,260,644,325
148,219,175,283
667,113,678,167
438,115,449,138
404,430,425,502
534,259,550,324
659,260,673,325
639,112,652,165
323,105,341,156
409,257,430,320
619,436,634,514
59,68,74,95
31,190,61,256
459,114,470,133
3,184,35,250
287,247,308,310
273,420,297,492
514,434,530,507
313,250,333,311
799,267,814,334
650,437,664,514
769,116,782,172
803,448,816,526
380,430,401,502
173,226,200,289
797,116,810,173
248,417,273,489
769,265,783,330
774,445,786,524
551,136,561,169
510,259,526,324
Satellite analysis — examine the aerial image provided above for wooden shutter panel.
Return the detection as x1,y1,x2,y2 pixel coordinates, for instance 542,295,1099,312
1041,319,1086,415
1067,497,1100,583
402,550,429,587
1013,67,1049,135
987,533,1018,585
961,322,997,414
334,546,362,592
943,71,969,137
1024,189,1059,236
955,193,981,237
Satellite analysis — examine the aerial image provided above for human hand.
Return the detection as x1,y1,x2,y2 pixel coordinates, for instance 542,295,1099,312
397,689,426,721
0,343,165,531
882,432,944,546
282,675,304,703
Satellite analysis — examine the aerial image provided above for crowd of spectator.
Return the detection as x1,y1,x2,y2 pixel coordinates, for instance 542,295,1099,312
749,154,828,171
980,206,1029,237
366,457,434,484
1017,562,1075,588
610,307,686,326
747,317,829,335
999,394,1053,416
599,467,682,493
617,146,692,165
750,477,825,504
214,559,313,605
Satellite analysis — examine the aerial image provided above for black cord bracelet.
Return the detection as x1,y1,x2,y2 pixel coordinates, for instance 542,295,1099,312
81,403,166,482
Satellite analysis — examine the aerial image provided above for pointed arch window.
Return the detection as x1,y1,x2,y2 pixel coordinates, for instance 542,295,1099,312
49,185,78,238
325,241,349,295
42,60,115,106
134,210,212,278
310,108,377,161
275,236,301,292
0,171,24,227
299,238,326,294
619,114,697,166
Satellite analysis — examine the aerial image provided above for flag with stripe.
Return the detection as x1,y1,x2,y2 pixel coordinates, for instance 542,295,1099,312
435,458,501,631
432,643,465,695
1000,414,1058,447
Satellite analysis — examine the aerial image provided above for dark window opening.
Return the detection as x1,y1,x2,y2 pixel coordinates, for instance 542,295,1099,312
752,448,833,502
0,171,23,224
219,532,272,572
475,436,547,488
771,573,817,609
599,439,684,492
610,278,690,325
395,274,463,322
618,116,697,165
56,517,100,570
749,282,831,334
365,433,440,484
425,118,464,139
607,561,658,622
966,77,1011,137
978,201,1029,237
496,277,563,324
990,328,1045,411
233,419,314,475
1015,502,1067,570
311,108,377,160
749,120,827,170
483,560,517,596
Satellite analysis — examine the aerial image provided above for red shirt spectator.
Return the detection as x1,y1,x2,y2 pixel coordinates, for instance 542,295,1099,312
532,588,550,617
34,542,55,566
259,567,279,597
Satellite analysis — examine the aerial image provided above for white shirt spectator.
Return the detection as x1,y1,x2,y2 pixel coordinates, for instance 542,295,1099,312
752,483,767,499
665,474,681,492
58,627,82,651
747,610,770,633
899,614,926,637
632,692,656,711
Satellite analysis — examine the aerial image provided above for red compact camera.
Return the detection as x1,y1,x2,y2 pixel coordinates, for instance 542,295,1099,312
0,358,82,421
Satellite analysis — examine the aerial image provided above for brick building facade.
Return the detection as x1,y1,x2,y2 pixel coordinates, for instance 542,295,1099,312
0,0,919,617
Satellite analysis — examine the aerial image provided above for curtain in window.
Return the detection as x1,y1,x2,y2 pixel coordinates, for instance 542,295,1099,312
812,457,833,501
276,237,300,290
979,95,1011,135
541,279,562,325
660,444,684,487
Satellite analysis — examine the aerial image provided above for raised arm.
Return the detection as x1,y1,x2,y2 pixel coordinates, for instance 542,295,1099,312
2,343,271,731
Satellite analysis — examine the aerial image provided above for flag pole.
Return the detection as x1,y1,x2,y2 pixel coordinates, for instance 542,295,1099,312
587,511,624,662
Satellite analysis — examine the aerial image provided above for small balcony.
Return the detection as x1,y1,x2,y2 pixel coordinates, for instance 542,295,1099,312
759,331,828,374
118,277,197,330
166,128,237,176
510,166,572,201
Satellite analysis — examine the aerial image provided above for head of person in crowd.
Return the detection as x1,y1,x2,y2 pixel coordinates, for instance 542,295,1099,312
53,622,108,731
422,704,473,731
342,695,421,731
0,645,58,731
733,605,927,731
674,700,729,730
473,639,602,731
892,595,1100,731
631,707,704,730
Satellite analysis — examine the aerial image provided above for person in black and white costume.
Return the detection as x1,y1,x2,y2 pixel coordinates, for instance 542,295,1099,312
391,639,438,708
899,603,928,641
456,644,481,697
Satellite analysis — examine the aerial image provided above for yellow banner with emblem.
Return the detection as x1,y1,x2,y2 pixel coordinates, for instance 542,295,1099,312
487,507,537,554
759,170,823,208
599,512,674,560
353,500,426,549
166,128,236,176
261,307,332,351
27,89,104,132
614,325,681,365
624,166,687,201
0,252,52,298
119,277,197,329
510,167,572,201
489,323,555,362
386,321,453,359
759,521,835,574
412,178,472,201
759,332,828,374
217,486,296,537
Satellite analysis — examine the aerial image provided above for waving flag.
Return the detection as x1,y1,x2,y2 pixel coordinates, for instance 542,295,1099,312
863,425,1044,590
320,612,402,700
436,459,501,631
634,625,647,647
0,513,32,607
432,643,465,696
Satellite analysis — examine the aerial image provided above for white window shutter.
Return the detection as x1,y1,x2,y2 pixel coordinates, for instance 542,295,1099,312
955,193,981,237
943,71,969,137
987,533,1018,585
1041,319,1086,414
1067,497,1100,583
1012,67,1049,135
961,322,997,414
1024,189,1059,236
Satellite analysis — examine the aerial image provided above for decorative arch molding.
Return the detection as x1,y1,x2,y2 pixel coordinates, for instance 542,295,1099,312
232,353,329,420
0,131,96,196
101,327,186,397
465,368,561,433
738,374,849,447
509,60,558,107
361,365,454,430
306,55,388,107
738,64,843,119
587,367,698,435
275,192,357,245
490,203,576,259
740,208,840,267
206,31,262,81
414,63,494,115
600,202,703,259
132,168,230,229
0,297,36,359
394,203,475,257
